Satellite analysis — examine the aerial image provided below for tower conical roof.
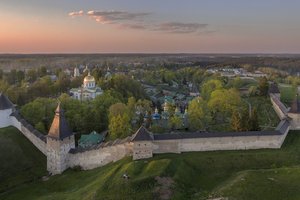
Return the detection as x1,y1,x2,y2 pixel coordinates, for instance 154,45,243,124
0,93,14,110
48,103,73,140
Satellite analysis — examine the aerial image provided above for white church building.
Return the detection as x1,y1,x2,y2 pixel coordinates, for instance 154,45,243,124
70,72,103,101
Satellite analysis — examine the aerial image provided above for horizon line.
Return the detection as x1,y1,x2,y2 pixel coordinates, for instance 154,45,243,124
1,52,300,55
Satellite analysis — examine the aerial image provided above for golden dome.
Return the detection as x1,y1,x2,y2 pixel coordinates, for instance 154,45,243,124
84,72,95,82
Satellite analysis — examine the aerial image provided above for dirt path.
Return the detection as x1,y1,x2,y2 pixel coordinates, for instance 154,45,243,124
153,176,174,200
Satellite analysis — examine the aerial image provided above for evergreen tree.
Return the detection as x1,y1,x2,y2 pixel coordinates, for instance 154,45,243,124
169,115,182,130
249,108,260,131
231,109,253,132
240,109,250,131
231,110,243,132
258,77,269,96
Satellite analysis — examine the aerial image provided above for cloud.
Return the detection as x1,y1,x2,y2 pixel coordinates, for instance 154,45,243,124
118,24,147,30
68,10,84,17
67,10,213,35
86,10,150,24
155,22,209,34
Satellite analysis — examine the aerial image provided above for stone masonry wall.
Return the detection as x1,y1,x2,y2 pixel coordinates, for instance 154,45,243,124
47,136,75,174
132,141,153,160
288,113,300,130
10,116,47,155
0,109,13,128
270,94,288,120
153,130,289,154
152,119,290,154
68,141,133,170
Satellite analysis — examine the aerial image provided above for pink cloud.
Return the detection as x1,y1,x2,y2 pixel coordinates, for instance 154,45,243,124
68,10,84,17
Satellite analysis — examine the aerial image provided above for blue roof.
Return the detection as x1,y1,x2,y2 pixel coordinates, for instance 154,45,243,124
152,113,161,120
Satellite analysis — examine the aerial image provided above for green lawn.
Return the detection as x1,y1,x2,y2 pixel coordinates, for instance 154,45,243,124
245,96,280,130
213,167,300,200
279,84,297,105
0,126,47,193
1,126,300,200
209,96,279,132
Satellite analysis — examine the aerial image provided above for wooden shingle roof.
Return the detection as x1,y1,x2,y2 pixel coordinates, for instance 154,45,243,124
48,103,73,140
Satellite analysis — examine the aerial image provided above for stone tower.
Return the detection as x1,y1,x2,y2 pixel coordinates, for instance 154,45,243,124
132,126,153,160
46,103,75,175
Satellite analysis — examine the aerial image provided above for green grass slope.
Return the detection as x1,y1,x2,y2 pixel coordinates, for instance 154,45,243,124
0,126,47,193
1,128,300,200
213,166,300,200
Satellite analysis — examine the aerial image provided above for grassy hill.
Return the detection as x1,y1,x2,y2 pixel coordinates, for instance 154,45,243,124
0,127,47,193
1,127,300,199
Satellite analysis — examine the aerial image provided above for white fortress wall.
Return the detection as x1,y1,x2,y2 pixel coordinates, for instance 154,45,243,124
68,139,133,170
288,113,300,130
152,119,290,154
10,115,21,131
0,109,13,128
20,124,47,155
270,94,288,120
153,135,282,154
10,115,47,155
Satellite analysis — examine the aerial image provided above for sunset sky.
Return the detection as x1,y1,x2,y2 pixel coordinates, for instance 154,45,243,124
1,0,300,53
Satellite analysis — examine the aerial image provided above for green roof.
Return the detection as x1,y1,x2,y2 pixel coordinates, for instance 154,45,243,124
79,131,104,148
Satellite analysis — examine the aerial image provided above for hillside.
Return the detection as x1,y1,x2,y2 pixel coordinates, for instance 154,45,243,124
0,127,46,193
1,127,300,199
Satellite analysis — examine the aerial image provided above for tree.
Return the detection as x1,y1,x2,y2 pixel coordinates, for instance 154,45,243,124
208,88,242,122
249,108,260,131
16,70,25,83
258,77,269,96
35,121,46,134
0,80,9,93
91,68,103,81
82,106,96,133
232,77,243,89
201,79,224,100
231,109,252,132
20,98,57,133
248,86,258,96
107,74,146,100
231,110,243,132
108,102,132,139
169,115,182,130
109,114,131,140
109,103,129,119
54,71,71,93
188,97,211,131
92,91,120,131
38,66,47,77
127,97,136,119
26,69,37,83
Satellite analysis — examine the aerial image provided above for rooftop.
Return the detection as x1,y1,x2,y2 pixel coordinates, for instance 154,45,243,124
153,130,283,141
131,126,153,141
0,93,14,110
48,103,73,140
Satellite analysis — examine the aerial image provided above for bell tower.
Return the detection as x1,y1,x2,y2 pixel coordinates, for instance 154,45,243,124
46,103,75,175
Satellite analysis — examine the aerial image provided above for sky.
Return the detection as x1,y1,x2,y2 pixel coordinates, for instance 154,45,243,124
1,0,300,53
